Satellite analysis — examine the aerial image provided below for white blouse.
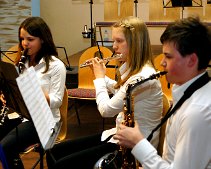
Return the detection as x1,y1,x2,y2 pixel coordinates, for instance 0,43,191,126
26,56,66,122
94,62,163,148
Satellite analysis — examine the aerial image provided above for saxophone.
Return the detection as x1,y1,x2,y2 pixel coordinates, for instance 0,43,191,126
118,103,139,169
94,71,167,169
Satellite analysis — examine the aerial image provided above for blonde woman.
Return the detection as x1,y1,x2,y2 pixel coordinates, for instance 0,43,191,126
47,16,163,169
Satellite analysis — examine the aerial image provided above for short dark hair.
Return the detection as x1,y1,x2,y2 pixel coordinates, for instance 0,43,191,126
160,17,211,70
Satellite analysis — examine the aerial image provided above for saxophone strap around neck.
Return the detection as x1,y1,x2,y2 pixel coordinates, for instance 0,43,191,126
147,72,210,142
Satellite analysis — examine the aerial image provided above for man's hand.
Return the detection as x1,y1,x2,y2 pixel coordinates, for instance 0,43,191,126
113,121,144,149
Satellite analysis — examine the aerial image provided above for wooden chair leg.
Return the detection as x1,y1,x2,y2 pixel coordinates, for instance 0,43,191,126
74,99,81,125
68,99,81,125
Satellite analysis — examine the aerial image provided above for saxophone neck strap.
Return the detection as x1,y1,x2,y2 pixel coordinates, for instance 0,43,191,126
147,72,210,142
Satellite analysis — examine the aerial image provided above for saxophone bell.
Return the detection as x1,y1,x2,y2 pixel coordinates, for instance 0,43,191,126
94,150,122,169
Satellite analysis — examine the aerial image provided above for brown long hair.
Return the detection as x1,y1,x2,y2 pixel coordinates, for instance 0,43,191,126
113,16,154,88
15,17,58,73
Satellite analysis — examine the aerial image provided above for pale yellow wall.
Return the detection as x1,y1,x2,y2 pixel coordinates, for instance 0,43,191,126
40,0,155,59
40,0,211,59
40,0,95,59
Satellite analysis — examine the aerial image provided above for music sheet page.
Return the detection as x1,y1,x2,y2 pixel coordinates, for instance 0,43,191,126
16,67,56,150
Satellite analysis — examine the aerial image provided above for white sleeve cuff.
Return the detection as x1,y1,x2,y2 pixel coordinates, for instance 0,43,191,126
132,138,157,164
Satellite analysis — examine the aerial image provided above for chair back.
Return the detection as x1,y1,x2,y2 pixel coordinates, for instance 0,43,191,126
157,93,170,156
1,45,18,64
56,87,68,142
78,46,117,89
154,54,172,100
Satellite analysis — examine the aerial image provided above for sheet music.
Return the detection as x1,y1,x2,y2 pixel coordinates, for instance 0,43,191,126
16,67,57,150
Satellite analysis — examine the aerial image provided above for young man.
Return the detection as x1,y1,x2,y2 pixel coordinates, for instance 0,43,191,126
114,16,211,169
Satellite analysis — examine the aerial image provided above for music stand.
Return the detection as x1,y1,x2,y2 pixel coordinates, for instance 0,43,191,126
0,50,17,63
163,0,202,7
0,60,30,120
0,61,61,150
0,60,31,169
163,0,203,18
171,0,192,7
56,46,74,71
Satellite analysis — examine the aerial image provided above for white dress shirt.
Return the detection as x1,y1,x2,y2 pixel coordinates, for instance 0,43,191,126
26,56,66,122
132,72,211,169
94,62,163,148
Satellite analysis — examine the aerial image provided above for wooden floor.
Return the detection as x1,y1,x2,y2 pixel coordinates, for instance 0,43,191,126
1,45,163,169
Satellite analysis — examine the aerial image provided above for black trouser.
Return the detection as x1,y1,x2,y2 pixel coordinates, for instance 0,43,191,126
0,121,40,169
0,117,22,141
46,133,118,169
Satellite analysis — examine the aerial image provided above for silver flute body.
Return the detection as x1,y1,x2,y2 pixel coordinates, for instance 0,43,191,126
79,54,122,68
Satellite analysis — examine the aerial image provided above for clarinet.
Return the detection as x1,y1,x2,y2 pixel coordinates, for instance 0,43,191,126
0,105,9,126
94,71,167,169
18,48,29,74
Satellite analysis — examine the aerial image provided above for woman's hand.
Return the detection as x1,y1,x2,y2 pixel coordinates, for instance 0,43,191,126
90,57,106,79
0,92,6,106
113,121,144,149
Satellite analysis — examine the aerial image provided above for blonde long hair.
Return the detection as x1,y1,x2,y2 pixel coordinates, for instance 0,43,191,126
113,16,154,88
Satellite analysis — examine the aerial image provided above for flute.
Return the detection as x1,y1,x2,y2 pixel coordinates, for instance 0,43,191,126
80,53,122,68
